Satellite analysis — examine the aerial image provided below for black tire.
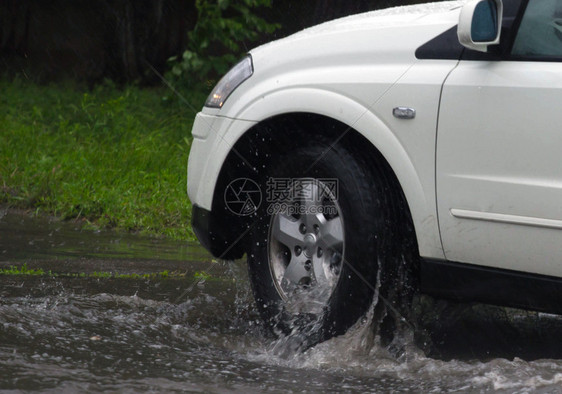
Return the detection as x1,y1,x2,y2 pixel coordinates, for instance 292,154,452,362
247,139,416,348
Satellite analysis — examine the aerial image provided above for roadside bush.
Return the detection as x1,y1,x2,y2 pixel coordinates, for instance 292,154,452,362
168,0,279,90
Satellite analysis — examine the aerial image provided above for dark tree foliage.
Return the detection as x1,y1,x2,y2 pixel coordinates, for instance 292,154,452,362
312,0,384,23
0,0,195,84
0,0,440,83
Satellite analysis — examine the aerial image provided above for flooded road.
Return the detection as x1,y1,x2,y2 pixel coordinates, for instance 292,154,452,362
1,210,562,392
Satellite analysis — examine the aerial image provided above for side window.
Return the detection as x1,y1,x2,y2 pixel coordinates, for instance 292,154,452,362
511,0,562,58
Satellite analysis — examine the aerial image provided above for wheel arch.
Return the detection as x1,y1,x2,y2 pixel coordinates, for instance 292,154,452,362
210,108,442,260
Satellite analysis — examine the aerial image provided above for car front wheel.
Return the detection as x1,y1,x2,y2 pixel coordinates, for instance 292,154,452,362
247,139,416,348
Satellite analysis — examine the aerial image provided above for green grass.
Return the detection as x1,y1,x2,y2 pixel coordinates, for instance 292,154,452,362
0,264,45,276
0,264,231,282
0,77,207,240
0,264,181,280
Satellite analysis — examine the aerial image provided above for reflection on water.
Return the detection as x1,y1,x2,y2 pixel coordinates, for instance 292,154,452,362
0,208,209,263
1,210,562,392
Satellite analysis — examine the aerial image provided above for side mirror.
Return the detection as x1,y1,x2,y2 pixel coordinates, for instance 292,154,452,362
458,0,503,52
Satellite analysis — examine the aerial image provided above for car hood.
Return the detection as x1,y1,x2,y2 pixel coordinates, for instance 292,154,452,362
289,1,466,37
250,1,465,70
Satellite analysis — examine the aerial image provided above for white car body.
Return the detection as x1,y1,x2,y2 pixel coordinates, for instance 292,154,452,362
189,2,463,256
188,0,562,314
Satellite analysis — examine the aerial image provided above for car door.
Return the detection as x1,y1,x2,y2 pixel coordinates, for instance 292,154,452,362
436,0,562,277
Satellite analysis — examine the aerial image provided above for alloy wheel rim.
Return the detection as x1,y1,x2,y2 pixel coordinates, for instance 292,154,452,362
267,178,345,312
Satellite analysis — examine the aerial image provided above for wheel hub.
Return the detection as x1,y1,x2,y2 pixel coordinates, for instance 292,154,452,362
303,233,317,258
268,178,345,305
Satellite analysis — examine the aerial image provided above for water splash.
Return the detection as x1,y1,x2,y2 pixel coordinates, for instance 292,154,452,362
3,212,562,392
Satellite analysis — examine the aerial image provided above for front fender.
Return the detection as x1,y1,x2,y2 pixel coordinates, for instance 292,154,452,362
188,85,444,259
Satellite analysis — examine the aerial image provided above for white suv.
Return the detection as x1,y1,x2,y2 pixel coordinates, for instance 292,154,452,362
188,0,562,345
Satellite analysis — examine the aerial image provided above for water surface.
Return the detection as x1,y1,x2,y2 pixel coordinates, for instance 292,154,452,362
1,210,562,392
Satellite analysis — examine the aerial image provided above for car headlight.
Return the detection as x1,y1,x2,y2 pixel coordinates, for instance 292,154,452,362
205,55,253,109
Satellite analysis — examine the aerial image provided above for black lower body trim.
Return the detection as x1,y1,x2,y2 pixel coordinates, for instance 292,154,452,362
421,259,562,315
191,204,245,260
